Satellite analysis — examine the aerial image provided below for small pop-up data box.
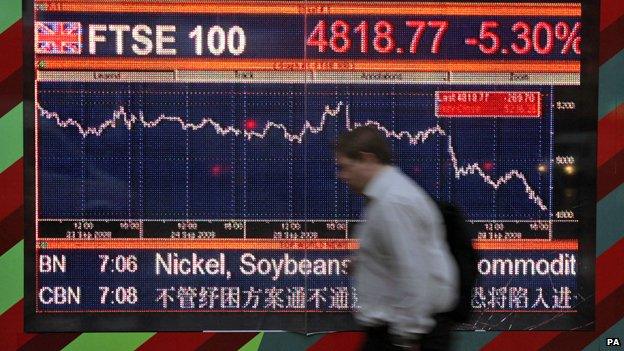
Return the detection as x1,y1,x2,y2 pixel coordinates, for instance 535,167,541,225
435,91,541,118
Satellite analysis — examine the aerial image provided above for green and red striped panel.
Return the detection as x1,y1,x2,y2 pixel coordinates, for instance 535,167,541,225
2,1,623,349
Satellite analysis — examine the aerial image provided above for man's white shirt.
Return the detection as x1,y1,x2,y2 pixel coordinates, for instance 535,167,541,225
354,166,459,336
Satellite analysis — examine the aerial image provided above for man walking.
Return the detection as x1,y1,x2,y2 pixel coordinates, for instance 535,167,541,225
335,126,459,350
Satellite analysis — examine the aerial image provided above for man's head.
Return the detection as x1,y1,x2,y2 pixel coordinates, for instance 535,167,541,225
335,126,392,194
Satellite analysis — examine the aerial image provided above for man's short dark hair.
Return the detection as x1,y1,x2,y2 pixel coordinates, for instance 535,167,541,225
335,125,393,165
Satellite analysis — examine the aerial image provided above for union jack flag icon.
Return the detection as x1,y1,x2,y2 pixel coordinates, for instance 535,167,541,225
35,21,82,54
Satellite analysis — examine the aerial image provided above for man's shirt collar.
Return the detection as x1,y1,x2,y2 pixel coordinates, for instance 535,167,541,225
362,165,396,200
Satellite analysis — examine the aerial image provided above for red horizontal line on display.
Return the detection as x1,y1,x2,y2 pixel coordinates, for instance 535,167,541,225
34,1,581,16
36,58,582,73
36,239,578,250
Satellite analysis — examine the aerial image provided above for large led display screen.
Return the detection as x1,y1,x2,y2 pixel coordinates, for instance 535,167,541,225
25,0,598,332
